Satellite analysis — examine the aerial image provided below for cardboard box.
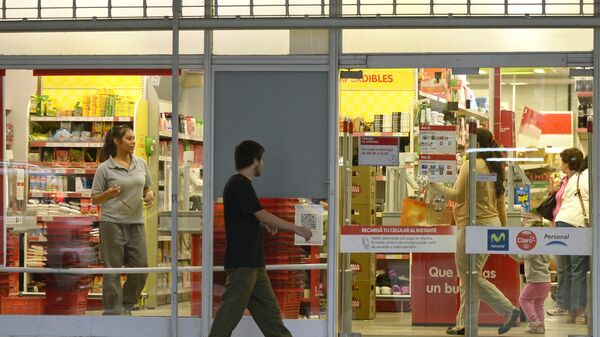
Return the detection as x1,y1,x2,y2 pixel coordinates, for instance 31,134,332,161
350,204,376,226
352,280,376,320
351,253,376,282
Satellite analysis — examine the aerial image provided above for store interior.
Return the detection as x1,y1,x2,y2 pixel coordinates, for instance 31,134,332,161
0,66,593,337
339,67,590,336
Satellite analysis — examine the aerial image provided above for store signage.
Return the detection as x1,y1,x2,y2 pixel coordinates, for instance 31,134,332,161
294,204,324,246
418,154,457,183
358,137,400,166
340,226,456,253
419,126,457,154
466,226,592,255
515,186,530,212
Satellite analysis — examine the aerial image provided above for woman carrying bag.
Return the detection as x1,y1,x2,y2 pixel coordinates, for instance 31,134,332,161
431,128,520,335
553,148,589,324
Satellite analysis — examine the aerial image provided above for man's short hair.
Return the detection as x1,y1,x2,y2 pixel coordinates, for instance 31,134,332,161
235,140,265,170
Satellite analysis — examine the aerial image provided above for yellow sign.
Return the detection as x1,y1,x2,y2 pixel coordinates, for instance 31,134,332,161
340,69,415,121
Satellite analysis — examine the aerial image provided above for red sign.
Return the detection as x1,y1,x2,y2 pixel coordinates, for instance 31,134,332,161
516,230,538,251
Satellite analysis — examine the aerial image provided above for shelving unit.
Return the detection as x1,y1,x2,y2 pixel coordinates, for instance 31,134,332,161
22,75,144,306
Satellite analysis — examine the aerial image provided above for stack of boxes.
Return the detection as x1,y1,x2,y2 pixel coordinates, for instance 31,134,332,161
350,166,376,320
372,112,410,133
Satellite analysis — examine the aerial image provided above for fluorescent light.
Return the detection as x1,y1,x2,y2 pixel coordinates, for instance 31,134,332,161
466,147,538,153
479,69,488,75
485,158,544,162
534,68,546,74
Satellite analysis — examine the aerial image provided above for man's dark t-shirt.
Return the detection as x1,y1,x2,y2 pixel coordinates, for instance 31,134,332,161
223,174,265,269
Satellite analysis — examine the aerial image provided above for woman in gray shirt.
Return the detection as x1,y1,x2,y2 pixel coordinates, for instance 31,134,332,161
91,125,154,315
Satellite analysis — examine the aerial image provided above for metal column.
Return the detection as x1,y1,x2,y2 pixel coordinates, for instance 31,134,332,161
170,1,181,336
201,0,214,336
466,118,479,337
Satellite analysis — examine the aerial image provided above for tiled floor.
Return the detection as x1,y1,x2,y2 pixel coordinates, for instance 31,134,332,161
88,301,590,337
353,312,589,337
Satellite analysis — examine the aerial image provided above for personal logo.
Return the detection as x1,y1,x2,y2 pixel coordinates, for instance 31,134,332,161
516,230,537,251
487,229,509,251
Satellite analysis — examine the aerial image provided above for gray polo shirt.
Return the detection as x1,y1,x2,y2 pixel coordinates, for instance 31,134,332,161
92,155,152,224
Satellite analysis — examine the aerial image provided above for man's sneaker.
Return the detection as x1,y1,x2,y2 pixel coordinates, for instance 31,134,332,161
547,306,568,316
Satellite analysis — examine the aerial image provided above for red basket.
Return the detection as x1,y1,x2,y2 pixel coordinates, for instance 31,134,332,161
274,289,302,319
45,288,89,315
0,296,46,315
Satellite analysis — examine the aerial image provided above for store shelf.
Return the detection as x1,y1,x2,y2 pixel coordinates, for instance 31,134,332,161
29,167,97,175
419,91,488,121
36,215,99,222
159,131,203,142
457,107,488,121
29,162,99,169
29,191,92,198
418,91,447,104
30,116,134,122
376,294,411,299
29,141,104,148
338,131,409,137
376,254,410,260
520,163,551,171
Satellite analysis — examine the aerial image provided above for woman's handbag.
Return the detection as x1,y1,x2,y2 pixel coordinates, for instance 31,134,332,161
536,192,557,221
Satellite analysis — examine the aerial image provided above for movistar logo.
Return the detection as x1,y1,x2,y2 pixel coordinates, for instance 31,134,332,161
488,229,509,251
490,232,506,243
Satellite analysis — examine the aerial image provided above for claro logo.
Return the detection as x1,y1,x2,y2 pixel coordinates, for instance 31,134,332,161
516,230,537,251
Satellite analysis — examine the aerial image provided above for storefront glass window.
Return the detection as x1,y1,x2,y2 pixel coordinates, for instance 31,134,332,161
213,30,329,55
0,31,203,55
1,69,204,317
342,29,593,54
340,0,592,16
338,66,593,336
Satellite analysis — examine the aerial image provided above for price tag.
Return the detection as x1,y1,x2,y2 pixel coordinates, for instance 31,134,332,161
82,191,92,198
41,216,53,222
75,169,85,174
32,192,43,198
55,168,67,174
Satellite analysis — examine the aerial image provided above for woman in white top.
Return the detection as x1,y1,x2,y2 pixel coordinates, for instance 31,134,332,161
554,148,589,324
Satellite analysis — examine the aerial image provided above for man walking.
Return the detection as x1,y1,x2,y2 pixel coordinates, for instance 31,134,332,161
209,140,313,337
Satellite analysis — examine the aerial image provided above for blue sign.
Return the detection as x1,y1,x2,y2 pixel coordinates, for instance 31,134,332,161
515,186,530,212
487,229,509,251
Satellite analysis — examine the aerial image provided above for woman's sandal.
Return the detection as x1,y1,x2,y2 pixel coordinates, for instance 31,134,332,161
446,327,465,335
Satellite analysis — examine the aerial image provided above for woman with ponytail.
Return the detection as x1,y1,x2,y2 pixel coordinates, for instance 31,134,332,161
91,124,154,315
432,127,520,335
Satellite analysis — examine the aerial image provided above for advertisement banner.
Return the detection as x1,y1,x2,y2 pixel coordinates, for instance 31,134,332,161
294,204,324,246
340,226,456,253
466,226,592,255
419,125,457,154
418,154,457,183
358,137,400,166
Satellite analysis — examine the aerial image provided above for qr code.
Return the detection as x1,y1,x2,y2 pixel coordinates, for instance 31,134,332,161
301,214,317,231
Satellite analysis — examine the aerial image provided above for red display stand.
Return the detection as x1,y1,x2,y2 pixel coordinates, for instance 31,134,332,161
411,253,520,326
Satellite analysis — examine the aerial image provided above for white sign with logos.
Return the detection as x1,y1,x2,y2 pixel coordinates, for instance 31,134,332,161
465,226,592,255
358,137,400,166
340,226,456,253
294,204,324,246
419,154,457,183
419,125,457,154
